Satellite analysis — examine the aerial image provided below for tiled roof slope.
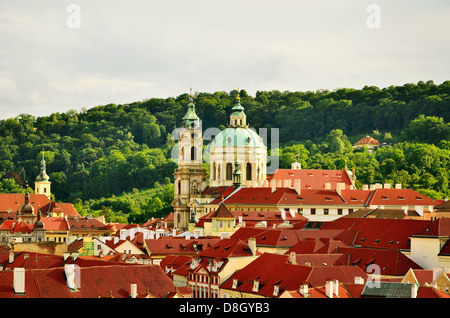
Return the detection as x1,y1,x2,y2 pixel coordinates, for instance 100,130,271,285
267,169,354,190
320,218,435,250
220,253,368,298
336,247,422,276
199,239,257,258
0,265,176,298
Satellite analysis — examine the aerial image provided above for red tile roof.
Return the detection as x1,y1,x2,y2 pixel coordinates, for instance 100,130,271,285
199,239,257,258
231,227,354,248
144,238,221,256
40,217,69,231
417,286,450,298
354,136,380,146
336,247,422,276
220,253,368,297
0,220,33,234
293,254,349,267
287,238,348,255
296,189,347,205
0,264,176,298
267,169,354,190
67,217,109,230
408,269,435,285
222,187,298,205
367,188,442,207
49,202,81,218
321,218,434,250
210,204,234,218
0,194,51,213
197,206,308,229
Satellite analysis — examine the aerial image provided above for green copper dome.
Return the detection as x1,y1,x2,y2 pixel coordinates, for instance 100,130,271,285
36,153,50,182
210,127,266,149
182,94,200,129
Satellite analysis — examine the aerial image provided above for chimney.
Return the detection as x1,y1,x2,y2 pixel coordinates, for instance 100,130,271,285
13,267,25,295
281,209,286,220
395,184,402,189
294,179,301,195
411,284,418,298
384,183,391,189
248,237,257,256
130,284,138,298
354,277,364,285
336,183,344,195
63,252,70,261
9,252,14,264
120,229,127,240
269,180,276,193
64,264,78,290
252,280,260,292
239,216,243,224
283,179,290,188
325,281,333,298
263,180,269,187
375,183,382,189
232,279,238,289
289,252,297,265
324,183,331,190
299,284,309,297
363,184,369,191
333,280,339,297
194,229,200,239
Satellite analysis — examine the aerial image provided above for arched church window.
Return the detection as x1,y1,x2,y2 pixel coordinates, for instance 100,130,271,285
213,162,216,180
226,163,233,180
246,163,252,180
191,146,196,161
178,180,181,195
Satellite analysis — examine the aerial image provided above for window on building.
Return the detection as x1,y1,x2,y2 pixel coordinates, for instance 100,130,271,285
226,163,233,180
191,146,196,161
324,208,329,215
311,208,316,215
338,209,343,215
246,163,252,180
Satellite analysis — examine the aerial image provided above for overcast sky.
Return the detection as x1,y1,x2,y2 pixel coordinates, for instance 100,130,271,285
1,0,449,120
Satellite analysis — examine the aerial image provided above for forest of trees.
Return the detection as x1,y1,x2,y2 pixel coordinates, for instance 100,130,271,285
0,80,449,223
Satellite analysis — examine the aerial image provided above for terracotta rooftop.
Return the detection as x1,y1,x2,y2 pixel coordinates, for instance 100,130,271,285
0,264,176,298
267,169,354,190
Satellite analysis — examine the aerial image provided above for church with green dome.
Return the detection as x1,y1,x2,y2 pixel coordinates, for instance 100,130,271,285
208,91,267,187
172,89,267,230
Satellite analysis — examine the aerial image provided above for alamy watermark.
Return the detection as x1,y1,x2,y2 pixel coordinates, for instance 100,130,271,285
366,4,381,29
66,4,81,29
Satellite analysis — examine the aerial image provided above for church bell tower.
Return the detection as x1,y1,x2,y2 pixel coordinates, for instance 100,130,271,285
172,90,207,231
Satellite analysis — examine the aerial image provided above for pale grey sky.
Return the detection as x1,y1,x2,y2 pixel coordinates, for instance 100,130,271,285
1,0,449,120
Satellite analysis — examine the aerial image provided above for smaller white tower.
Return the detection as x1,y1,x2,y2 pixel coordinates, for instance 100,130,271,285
35,150,51,199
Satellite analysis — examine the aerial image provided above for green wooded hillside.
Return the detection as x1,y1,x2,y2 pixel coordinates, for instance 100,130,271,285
1,80,449,222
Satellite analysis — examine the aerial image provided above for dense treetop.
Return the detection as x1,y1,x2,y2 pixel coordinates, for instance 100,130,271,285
1,80,449,222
